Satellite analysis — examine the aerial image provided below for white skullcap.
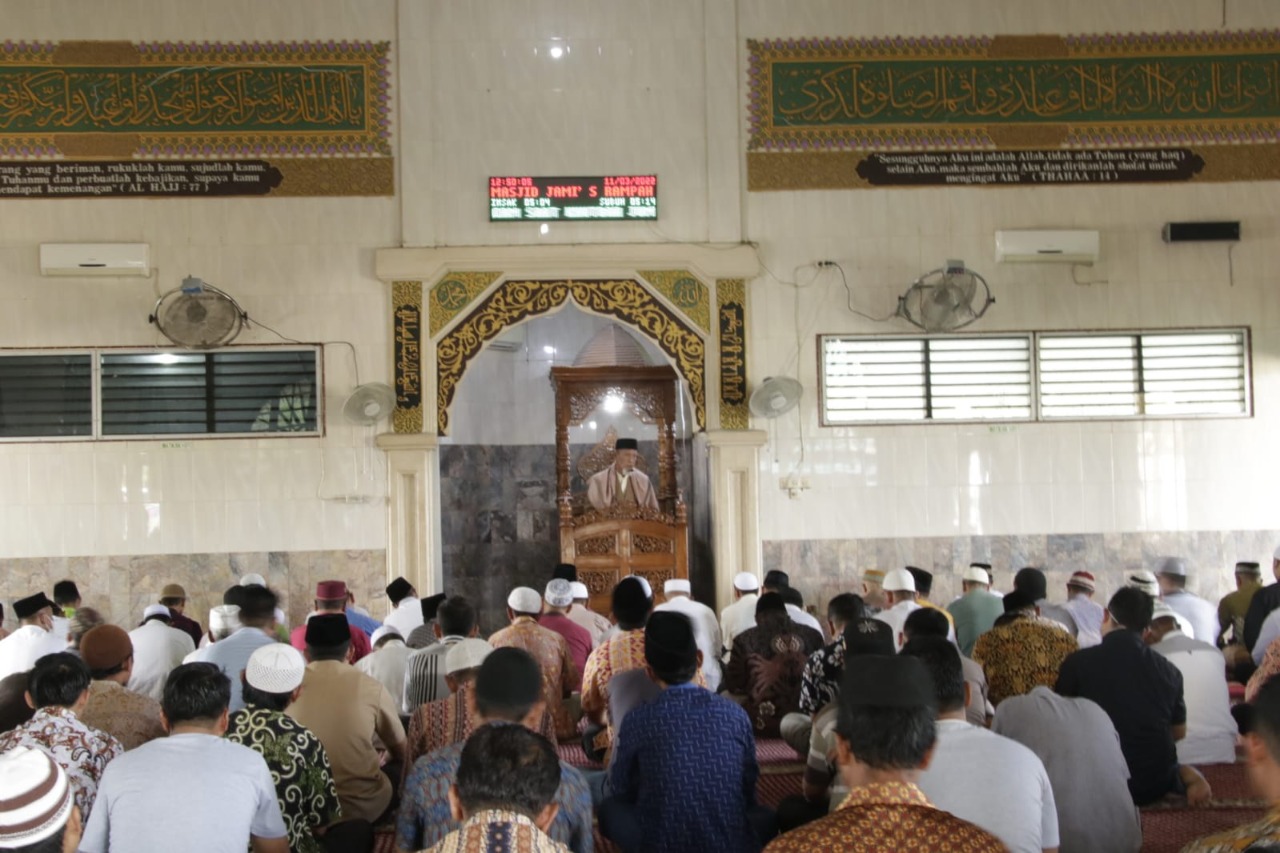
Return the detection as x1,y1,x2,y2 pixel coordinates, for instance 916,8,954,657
0,747,74,846
882,568,916,593
507,587,542,614
962,566,990,585
569,582,590,600
1156,556,1187,577
1151,600,1178,621
664,579,692,595
245,643,306,694
627,575,653,599
445,638,493,675
240,573,267,587
1126,570,1159,597
143,604,170,620
370,625,403,647
545,579,574,608
733,572,759,592
209,605,241,633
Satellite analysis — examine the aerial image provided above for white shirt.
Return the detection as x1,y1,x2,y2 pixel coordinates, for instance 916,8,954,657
719,593,759,653
785,603,825,640
917,718,1059,853
567,604,612,648
383,598,424,640
1062,594,1105,648
1161,590,1218,645
127,620,196,701
48,614,71,654
0,624,55,679
356,638,412,714
873,600,921,651
1153,630,1237,764
654,595,723,692
1255,607,1280,665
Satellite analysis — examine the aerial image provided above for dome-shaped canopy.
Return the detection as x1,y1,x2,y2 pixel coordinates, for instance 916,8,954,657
573,324,651,367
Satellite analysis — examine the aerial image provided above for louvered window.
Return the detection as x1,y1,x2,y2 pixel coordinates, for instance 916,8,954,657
0,354,93,437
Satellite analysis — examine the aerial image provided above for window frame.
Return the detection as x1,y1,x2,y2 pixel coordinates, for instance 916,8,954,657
0,344,325,443
817,327,1252,427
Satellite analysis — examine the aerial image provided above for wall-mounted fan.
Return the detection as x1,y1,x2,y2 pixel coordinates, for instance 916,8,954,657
896,260,994,332
341,382,396,425
749,376,803,419
148,276,247,348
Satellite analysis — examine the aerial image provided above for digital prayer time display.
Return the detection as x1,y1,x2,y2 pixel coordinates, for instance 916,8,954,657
489,175,657,221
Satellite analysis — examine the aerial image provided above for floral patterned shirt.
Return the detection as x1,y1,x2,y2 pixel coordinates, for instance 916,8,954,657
78,679,167,751
425,808,572,853
0,705,123,820
764,781,1008,852
1180,809,1280,852
972,616,1079,707
226,705,342,853
489,618,579,739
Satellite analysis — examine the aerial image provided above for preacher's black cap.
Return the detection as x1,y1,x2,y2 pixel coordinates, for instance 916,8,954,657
304,613,350,646
615,438,638,450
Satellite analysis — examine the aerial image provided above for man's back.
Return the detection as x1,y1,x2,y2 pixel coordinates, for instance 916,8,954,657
287,660,406,823
721,593,759,648
1062,596,1105,648
1244,581,1280,650
127,621,195,700
916,719,1058,853
972,616,1078,706
1153,631,1237,764
404,636,462,709
654,595,724,691
1056,630,1185,805
538,612,593,685
356,639,411,714
611,683,760,853
947,590,1004,655
993,686,1142,853
79,732,285,853
203,627,277,712
79,679,166,751
1163,590,1218,644
726,619,825,737
490,618,576,736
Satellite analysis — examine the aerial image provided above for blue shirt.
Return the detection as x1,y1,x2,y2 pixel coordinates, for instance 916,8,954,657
610,682,761,853
203,627,279,713
395,726,593,853
344,607,382,638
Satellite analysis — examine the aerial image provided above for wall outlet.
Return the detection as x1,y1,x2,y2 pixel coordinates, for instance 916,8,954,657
779,475,810,498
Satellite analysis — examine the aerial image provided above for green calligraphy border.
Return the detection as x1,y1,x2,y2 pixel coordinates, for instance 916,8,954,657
0,41,391,159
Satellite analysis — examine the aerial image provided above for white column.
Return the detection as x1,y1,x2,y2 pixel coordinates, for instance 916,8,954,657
706,429,768,612
375,433,442,595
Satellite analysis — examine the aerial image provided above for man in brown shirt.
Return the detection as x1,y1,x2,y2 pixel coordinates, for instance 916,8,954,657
76,625,166,750
490,587,578,740
726,593,824,737
972,589,1078,707
287,613,406,824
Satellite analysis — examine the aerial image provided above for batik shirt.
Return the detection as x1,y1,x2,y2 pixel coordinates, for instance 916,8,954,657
763,782,1007,852
0,705,123,820
972,615,1078,706
403,681,478,785
725,616,825,737
78,679,166,751
396,727,593,853
799,634,846,715
425,809,571,853
1180,809,1280,852
489,618,578,738
226,705,342,853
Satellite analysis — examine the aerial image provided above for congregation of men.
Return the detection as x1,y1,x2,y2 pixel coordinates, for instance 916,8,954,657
1,550,1277,852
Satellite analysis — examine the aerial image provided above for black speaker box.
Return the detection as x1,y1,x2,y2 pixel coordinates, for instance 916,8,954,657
1162,221,1240,243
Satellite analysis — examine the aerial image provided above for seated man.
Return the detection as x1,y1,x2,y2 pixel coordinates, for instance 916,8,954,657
994,686,1142,853
725,593,823,738
490,587,578,740
903,637,1059,853
407,593,448,650
652,579,723,692
79,662,288,853
403,639,493,778
126,604,196,701
902,608,992,727
76,625,167,751
763,655,1005,852
204,584,281,713
586,437,658,512
540,579,594,683
566,582,612,648
871,569,922,651
781,593,864,756
581,577,656,761
382,576,424,639
228,644,363,853
1062,571,1105,648
1182,676,1280,851
159,582,204,648
357,626,411,714
185,604,241,663
1056,586,1211,806
66,606,106,657
721,572,762,651
602,611,774,852
405,596,478,709
396,648,592,853
972,589,1078,707
425,724,567,853
289,581,371,664
0,652,123,821
0,747,82,853
947,564,1004,655
1147,600,1237,765
287,614,407,825
0,593,60,679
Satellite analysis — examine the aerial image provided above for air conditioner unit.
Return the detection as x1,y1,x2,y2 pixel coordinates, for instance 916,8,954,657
994,230,1100,265
39,243,150,276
